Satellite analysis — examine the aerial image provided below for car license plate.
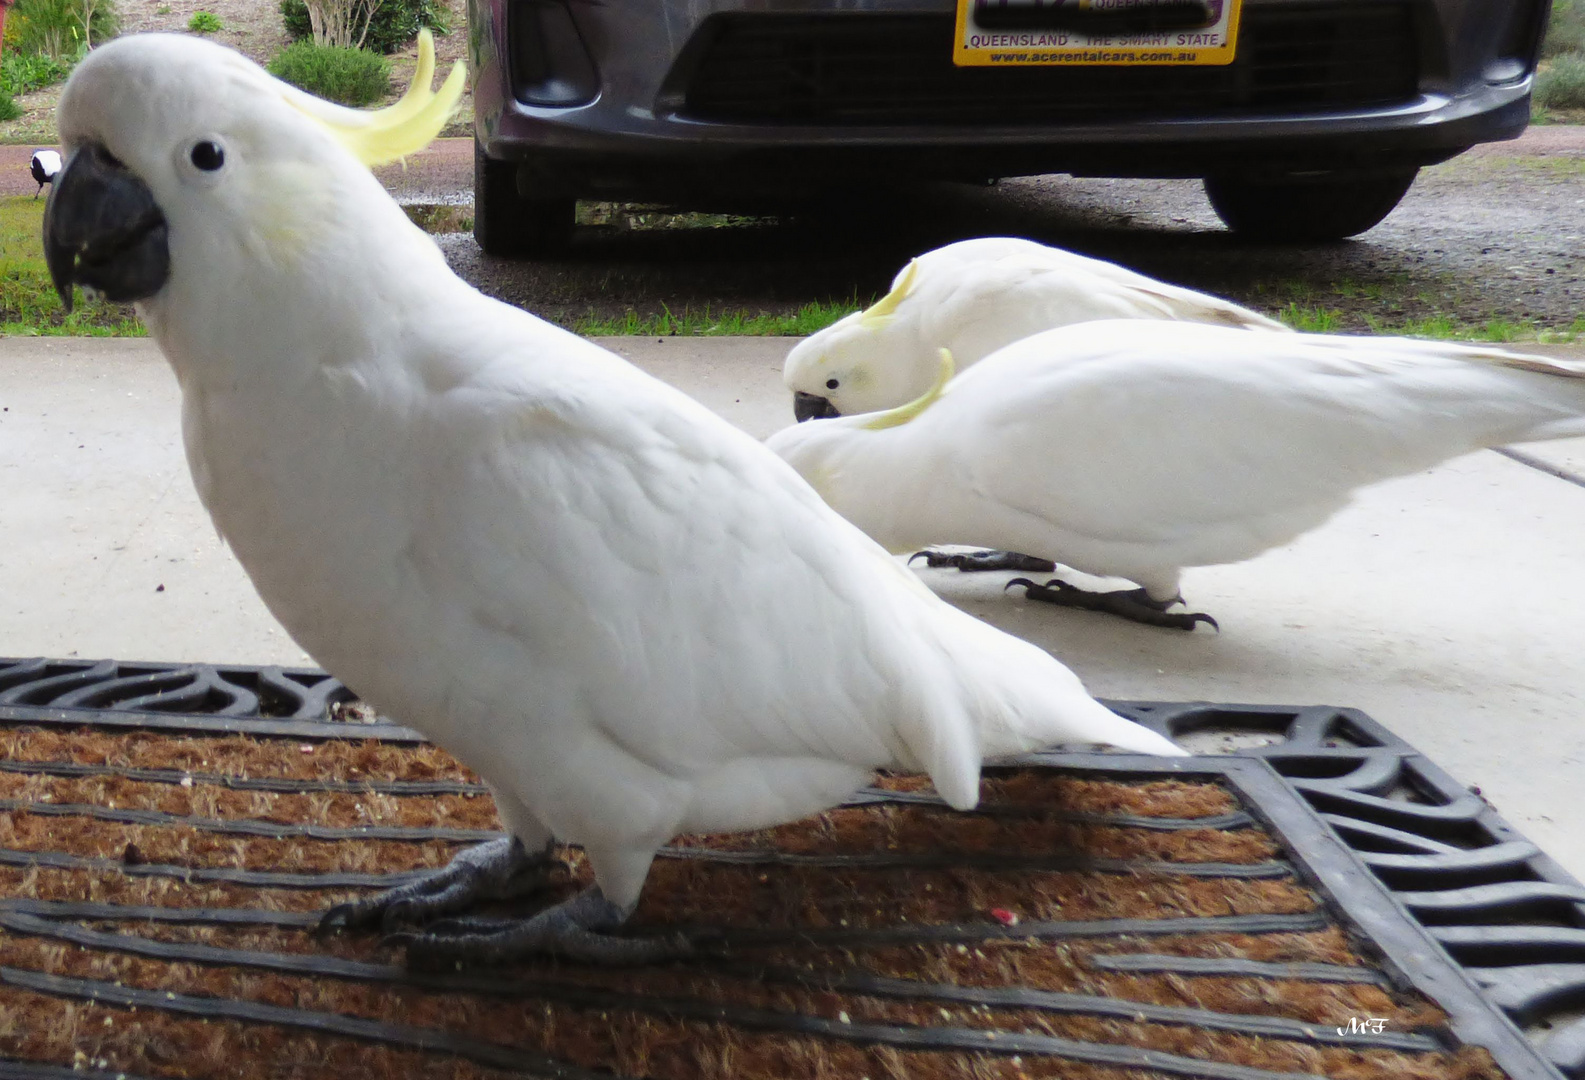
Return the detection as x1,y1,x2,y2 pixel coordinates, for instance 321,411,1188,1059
954,0,1241,66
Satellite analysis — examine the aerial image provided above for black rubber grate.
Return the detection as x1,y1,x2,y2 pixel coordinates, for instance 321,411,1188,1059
0,655,1578,1078
677,6,1421,125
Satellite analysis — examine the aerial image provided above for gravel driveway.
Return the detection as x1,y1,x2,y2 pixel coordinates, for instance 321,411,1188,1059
10,125,1579,333
389,129,1584,334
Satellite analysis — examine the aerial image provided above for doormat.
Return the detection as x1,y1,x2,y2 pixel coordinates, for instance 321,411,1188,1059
0,656,1580,1080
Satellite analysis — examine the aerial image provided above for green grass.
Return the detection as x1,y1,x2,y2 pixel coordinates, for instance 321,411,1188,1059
9,0,117,59
1378,314,1576,342
1277,303,1345,332
572,300,860,338
1544,0,1585,58
0,196,145,335
186,10,222,32
1539,316,1585,343
1536,52,1585,110
1274,303,1582,343
575,204,777,232
0,51,74,96
1478,317,1525,342
1397,314,1459,338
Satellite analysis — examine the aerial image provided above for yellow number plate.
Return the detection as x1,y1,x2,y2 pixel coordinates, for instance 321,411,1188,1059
953,0,1241,66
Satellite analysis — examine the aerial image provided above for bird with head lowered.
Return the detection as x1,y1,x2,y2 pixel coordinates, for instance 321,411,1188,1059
783,236,1289,423
769,320,1585,630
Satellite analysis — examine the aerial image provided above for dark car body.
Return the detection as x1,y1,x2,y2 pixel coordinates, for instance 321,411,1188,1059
465,0,1548,247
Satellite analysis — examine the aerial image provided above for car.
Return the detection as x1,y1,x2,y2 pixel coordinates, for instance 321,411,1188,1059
465,0,1551,255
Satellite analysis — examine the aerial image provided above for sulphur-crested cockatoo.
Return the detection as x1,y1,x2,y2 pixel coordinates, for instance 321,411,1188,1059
44,33,1182,965
768,320,1585,630
785,236,1289,421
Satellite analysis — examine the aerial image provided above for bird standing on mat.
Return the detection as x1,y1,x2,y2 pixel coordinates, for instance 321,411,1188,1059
768,320,1585,630
784,236,1288,422
43,34,1183,967
29,149,60,198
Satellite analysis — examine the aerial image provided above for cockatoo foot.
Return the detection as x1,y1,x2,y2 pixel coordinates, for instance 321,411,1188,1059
1006,578,1219,632
317,836,564,935
392,885,691,968
910,549,1058,573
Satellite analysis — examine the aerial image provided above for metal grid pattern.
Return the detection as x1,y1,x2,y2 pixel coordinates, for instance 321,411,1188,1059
0,655,1577,1078
1117,699,1585,1078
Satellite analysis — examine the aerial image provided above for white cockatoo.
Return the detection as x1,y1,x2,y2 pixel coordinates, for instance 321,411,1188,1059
784,236,1290,421
44,34,1183,965
768,320,1585,630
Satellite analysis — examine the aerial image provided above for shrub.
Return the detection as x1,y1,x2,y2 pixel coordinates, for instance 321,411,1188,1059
10,0,118,58
280,0,450,54
0,89,20,123
187,10,223,32
1535,52,1585,109
0,50,73,95
1544,0,1585,58
267,41,390,106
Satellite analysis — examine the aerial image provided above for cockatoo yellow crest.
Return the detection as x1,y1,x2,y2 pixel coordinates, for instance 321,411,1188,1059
786,237,1291,421
858,257,920,327
279,29,464,167
863,348,954,431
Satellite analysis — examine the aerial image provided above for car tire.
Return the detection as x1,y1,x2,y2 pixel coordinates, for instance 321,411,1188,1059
473,141,576,258
1203,169,1418,242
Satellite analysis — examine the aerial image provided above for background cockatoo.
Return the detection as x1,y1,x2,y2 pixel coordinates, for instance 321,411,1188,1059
768,320,1585,630
785,236,1289,421
44,34,1182,966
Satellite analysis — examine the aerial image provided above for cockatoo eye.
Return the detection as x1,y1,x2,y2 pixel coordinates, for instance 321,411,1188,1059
190,141,225,172
825,378,840,390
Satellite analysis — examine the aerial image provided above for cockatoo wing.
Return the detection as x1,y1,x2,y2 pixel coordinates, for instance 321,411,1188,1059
915,248,1287,370
399,328,1158,848
923,321,1585,576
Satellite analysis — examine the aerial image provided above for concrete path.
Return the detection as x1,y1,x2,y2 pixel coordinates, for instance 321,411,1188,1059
2,335,1583,881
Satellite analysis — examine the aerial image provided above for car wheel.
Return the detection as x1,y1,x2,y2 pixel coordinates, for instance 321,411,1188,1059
1203,169,1418,242
473,141,576,258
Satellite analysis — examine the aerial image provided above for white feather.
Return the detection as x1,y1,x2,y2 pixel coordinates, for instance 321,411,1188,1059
769,320,1585,603
784,237,1289,415
54,36,1183,913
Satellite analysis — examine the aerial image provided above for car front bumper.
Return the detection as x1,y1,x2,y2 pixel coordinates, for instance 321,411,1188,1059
469,0,1547,199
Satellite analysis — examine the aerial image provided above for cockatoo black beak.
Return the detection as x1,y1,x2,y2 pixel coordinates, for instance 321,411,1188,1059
793,391,842,423
43,143,169,313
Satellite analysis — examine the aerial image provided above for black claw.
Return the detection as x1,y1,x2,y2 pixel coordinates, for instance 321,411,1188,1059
315,901,362,936
911,549,1058,573
318,837,564,939
382,898,434,932
388,887,691,969
1008,578,1218,632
